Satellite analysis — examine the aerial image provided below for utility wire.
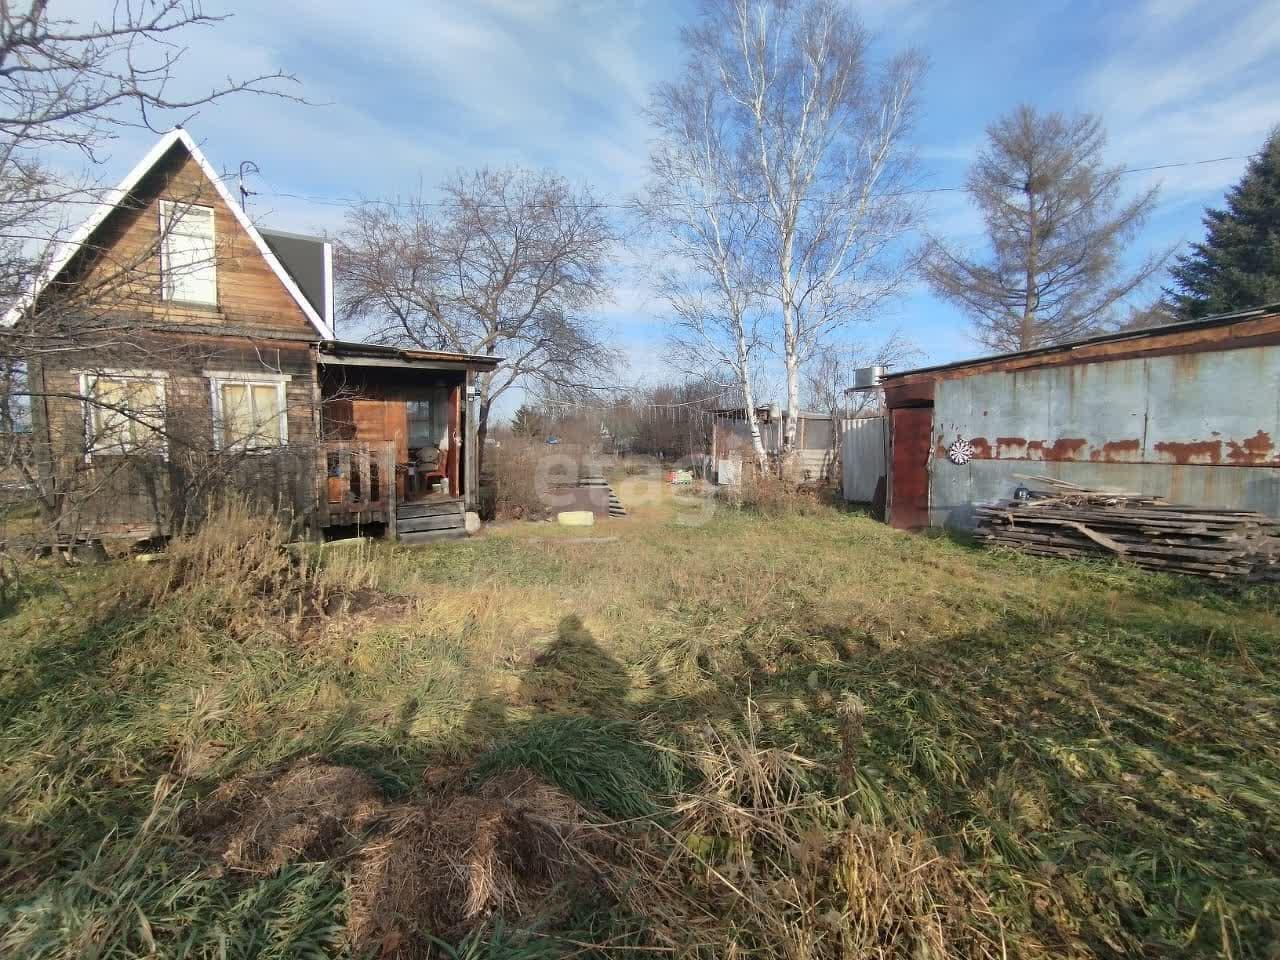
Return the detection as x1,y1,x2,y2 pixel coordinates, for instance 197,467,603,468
230,152,1260,214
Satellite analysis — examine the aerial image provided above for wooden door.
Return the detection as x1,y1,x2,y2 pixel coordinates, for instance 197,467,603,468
889,406,933,531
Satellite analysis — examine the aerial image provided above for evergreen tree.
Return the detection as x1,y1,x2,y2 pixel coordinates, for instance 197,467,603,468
1169,129,1280,319
511,404,547,439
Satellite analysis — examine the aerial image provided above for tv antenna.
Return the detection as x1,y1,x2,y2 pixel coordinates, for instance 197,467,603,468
238,160,260,212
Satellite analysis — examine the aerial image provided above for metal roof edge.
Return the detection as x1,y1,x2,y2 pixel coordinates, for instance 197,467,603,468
317,339,502,367
881,304,1280,381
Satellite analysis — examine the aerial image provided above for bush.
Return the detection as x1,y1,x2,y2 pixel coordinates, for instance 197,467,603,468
486,439,547,521
726,464,826,516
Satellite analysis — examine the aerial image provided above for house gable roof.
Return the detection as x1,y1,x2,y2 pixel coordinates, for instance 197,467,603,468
3,128,336,338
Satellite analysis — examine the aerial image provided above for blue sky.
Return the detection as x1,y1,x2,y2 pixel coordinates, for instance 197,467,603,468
55,0,1280,408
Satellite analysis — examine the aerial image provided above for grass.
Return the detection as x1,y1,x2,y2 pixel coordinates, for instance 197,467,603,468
0,488,1277,957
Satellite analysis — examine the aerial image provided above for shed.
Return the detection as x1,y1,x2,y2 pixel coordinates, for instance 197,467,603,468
880,305,1280,530
711,406,838,482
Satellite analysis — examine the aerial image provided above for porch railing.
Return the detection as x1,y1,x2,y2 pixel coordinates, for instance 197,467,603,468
320,440,397,533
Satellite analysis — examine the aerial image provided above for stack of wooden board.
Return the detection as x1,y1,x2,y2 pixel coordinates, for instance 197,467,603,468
974,476,1280,581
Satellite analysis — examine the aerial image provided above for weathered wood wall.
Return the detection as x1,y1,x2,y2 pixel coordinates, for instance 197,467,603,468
32,333,319,537
57,141,315,336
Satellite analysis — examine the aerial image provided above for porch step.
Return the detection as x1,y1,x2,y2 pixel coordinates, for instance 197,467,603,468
397,498,465,520
398,527,467,545
396,498,465,541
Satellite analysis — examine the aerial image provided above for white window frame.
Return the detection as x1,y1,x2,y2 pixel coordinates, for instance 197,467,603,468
205,370,292,452
78,369,169,460
158,199,218,306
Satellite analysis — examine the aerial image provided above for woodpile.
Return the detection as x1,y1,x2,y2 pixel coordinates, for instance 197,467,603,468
975,476,1280,581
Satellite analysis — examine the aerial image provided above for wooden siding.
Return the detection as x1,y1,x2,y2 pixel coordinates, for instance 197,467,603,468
55,142,315,337
34,333,319,536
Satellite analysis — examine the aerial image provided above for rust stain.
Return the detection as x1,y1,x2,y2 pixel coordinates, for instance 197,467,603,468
1041,438,1089,461
996,436,1027,458
967,436,992,459
1026,440,1045,459
1153,439,1222,464
1089,438,1141,462
1225,430,1274,464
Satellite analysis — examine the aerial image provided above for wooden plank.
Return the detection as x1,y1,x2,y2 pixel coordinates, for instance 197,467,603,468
396,499,464,520
398,527,467,545
384,441,397,542
397,513,465,533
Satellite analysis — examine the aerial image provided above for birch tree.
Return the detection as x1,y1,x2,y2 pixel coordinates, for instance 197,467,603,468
640,76,768,464
682,0,923,453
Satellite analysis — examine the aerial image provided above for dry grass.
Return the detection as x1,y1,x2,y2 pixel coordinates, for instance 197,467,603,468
586,709,1006,960
0,492,1277,957
191,759,385,876
348,768,592,958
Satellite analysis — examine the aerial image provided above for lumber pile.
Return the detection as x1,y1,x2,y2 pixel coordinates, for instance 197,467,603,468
975,476,1280,581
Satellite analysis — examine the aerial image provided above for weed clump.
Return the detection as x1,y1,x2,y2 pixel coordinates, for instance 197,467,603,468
348,768,594,957
129,500,381,640
588,710,1007,960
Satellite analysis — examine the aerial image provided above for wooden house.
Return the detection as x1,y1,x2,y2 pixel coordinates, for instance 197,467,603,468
6,129,498,543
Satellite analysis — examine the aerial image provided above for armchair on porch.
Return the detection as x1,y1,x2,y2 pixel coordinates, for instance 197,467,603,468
405,443,448,497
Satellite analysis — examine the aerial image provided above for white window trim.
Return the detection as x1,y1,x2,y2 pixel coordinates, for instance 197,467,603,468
205,370,292,452
78,369,169,461
158,199,218,306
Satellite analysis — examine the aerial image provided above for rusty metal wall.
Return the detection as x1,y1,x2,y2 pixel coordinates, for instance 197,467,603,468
929,345,1280,527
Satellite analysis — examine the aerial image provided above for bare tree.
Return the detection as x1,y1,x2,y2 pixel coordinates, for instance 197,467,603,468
802,332,919,421
639,75,768,464
0,3,303,551
922,105,1167,352
335,167,618,467
678,0,923,455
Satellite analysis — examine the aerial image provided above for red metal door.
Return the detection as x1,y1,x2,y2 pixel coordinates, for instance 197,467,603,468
890,406,933,530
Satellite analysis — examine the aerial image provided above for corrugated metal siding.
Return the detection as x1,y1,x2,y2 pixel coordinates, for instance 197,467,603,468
929,345,1280,527
842,417,886,502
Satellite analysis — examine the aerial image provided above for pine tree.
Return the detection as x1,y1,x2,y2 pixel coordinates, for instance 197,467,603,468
1169,129,1280,319
511,404,547,439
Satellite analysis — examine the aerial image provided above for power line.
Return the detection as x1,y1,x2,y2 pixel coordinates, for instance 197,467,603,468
234,152,1260,214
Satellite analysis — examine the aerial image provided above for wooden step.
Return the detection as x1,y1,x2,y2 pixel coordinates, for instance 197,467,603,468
397,499,464,520
398,527,467,545
397,513,466,534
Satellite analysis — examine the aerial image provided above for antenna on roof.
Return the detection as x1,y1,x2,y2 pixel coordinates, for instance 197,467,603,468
238,160,260,212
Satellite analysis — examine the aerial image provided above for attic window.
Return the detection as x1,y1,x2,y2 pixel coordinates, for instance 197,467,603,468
159,200,217,305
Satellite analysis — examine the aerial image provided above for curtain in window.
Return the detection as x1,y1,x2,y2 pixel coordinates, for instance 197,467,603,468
160,201,217,305
89,377,164,453
219,382,283,447
407,389,450,451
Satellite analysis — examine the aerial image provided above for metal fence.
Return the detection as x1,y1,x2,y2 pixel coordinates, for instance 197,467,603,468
841,416,887,503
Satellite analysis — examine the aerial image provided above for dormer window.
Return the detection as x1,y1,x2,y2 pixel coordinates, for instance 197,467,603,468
158,200,217,305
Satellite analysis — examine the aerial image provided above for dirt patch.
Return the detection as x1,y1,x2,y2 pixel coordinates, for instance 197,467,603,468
191,759,385,876
347,768,593,958
189,761,596,958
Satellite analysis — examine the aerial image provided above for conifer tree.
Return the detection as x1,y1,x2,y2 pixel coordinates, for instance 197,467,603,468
1169,129,1280,319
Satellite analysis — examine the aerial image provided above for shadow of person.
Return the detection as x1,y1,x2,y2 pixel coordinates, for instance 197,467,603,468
460,613,647,752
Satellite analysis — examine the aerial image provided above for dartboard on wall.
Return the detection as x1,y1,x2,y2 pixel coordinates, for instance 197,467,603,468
948,438,975,465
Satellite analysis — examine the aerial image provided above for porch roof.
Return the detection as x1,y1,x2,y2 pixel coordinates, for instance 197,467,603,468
317,339,501,372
